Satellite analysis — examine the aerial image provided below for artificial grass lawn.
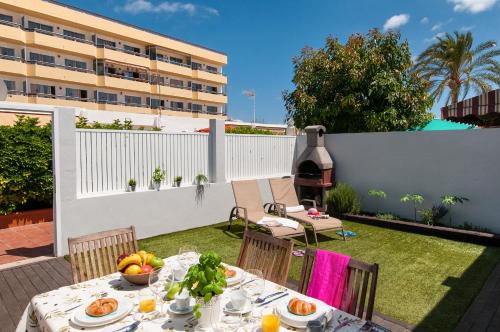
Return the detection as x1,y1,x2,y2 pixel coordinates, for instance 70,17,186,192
139,220,500,332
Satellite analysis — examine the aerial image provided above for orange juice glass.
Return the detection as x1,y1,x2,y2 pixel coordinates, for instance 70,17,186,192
138,298,156,313
261,313,280,332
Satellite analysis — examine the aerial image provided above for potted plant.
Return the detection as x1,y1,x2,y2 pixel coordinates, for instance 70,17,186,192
174,175,182,187
180,251,226,328
128,179,136,192
151,167,165,191
195,173,209,202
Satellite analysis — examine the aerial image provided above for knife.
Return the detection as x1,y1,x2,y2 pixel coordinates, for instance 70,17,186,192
257,293,289,307
112,321,140,332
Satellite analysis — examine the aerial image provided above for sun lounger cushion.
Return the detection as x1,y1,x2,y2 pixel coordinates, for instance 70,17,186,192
258,216,300,230
286,205,305,213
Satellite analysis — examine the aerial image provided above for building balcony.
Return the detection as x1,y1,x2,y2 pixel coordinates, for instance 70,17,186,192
192,69,228,85
97,74,151,93
96,46,151,68
150,59,194,78
0,20,25,43
25,30,96,58
193,90,228,104
153,83,194,100
25,94,100,109
0,56,27,76
27,61,97,86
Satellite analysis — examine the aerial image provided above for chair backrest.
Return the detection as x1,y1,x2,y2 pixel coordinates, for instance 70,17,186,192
68,226,138,284
236,230,294,286
231,180,265,219
269,177,300,207
298,248,379,321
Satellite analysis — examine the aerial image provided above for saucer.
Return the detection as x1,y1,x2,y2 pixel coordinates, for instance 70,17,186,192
168,302,194,315
223,301,252,314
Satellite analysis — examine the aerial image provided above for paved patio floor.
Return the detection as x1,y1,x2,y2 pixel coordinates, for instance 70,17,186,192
0,222,53,265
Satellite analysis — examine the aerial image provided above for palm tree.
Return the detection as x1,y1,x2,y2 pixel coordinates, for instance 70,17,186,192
414,31,500,106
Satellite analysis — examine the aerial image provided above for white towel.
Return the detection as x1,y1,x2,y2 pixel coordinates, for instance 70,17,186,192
286,205,305,213
258,216,300,230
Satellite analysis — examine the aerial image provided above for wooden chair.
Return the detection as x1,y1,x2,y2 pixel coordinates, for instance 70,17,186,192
68,226,139,284
236,230,294,286
298,248,379,321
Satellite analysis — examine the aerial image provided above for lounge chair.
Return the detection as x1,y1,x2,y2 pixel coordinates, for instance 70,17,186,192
268,177,345,245
229,180,308,245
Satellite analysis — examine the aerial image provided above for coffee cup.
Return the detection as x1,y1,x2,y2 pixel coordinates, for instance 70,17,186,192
174,289,190,311
230,289,248,311
173,266,187,281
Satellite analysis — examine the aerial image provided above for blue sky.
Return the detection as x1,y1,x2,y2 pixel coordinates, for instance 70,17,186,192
63,0,500,124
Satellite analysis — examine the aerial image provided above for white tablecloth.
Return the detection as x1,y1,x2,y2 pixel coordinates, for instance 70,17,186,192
20,256,382,332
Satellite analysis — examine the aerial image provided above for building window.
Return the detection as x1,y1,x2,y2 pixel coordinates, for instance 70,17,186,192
30,84,55,96
191,62,202,70
66,88,88,100
191,83,202,91
96,92,118,103
206,86,218,94
170,79,184,88
191,104,202,112
207,106,218,113
65,59,87,70
3,80,15,91
0,47,15,58
63,29,86,41
170,56,183,64
125,95,142,105
0,14,13,22
28,21,53,33
206,65,218,73
171,101,184,110
29,52,55,64
124,45,141,54
147,98,164,108
95,37,116,49
156,53,166,61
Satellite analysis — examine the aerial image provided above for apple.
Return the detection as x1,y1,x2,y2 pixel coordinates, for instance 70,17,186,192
124,264,142,275
141,264,154,274
117,253,128,265
151,257,164,269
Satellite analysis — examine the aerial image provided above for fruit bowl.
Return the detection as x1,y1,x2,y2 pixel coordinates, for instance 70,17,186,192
120,267,162,285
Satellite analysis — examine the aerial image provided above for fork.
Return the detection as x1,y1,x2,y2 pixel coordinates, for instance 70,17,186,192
254,291,285,304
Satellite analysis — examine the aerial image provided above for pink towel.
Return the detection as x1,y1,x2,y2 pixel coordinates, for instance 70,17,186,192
306,249,350,308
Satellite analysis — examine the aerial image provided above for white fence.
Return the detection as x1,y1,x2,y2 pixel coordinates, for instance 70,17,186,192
225,134,296,180
76,129,209,196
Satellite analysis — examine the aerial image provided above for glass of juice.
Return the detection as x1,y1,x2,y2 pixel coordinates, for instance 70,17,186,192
261,307,280,332
138,288,157,313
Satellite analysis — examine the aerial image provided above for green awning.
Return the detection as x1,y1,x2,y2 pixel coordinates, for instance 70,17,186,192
412,119,476,131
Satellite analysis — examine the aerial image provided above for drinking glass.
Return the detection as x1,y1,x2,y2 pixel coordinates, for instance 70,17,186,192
148,268,167,316
177,245,199,269
138,288,157,313
261,307,280,332
243,269,265,300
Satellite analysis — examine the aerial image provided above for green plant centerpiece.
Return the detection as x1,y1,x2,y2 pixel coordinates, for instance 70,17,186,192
400,193,424,222
151,167,165,191
180,251,226,322
128,179,136,192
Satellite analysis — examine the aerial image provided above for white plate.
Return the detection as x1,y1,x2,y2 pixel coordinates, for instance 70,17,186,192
276,297,330,329
223,300,252,314
71,298,133,328
223,265,244,285
168,301,195,315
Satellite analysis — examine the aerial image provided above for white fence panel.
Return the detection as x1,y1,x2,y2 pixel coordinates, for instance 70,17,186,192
76,129,209,196
225,134,296,180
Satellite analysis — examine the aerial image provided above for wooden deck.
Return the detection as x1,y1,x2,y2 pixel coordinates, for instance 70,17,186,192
0,257,71,332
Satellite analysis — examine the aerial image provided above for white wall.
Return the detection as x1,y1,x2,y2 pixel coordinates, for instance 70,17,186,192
296,129,500,232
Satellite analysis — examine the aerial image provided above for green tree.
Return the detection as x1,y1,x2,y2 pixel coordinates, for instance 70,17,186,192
414,31,500,106
283,29,433,133
0,116,52,214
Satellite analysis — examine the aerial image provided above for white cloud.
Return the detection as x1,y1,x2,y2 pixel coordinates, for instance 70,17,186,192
448,0,498,13
460,25,475,31
424,32,445,43
431,23,443,31
420,17,429,24
117,0,219,16
383,14,410,31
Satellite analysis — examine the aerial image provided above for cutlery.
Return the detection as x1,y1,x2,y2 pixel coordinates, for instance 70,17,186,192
112,321,140,332
255,291,285,304
240,278,256,287
257,293,289,307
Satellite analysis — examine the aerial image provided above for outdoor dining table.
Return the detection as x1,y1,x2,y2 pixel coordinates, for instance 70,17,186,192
20,255,387,332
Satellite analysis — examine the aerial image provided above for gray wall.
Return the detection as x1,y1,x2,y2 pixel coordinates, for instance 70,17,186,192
296,129,500,232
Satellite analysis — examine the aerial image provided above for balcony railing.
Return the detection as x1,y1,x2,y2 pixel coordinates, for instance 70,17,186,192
26,59,96,74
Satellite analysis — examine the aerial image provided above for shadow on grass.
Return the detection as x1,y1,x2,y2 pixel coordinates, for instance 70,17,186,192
415,246,500,332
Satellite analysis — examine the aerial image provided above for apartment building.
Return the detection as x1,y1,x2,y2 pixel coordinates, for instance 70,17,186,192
0,0,228,120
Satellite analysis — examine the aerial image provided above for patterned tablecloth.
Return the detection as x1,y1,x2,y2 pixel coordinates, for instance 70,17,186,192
21,256,388,332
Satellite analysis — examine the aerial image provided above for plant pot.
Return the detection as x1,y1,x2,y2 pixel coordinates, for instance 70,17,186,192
129,185,136,192
176,181,181,187
196,295,221,330
153,181,161,191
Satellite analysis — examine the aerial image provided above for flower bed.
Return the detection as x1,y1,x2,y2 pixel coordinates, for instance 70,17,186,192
0,208,53,229
344,213,500,246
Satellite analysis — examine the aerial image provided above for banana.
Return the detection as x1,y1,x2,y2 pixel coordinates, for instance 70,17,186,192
145,253,155,265
137,250,148,266
117,253,142,271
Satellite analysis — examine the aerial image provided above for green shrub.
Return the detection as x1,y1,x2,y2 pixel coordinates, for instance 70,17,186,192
225,126,276,135
0,116,52,214
325,183,361,215
376,212,396,220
